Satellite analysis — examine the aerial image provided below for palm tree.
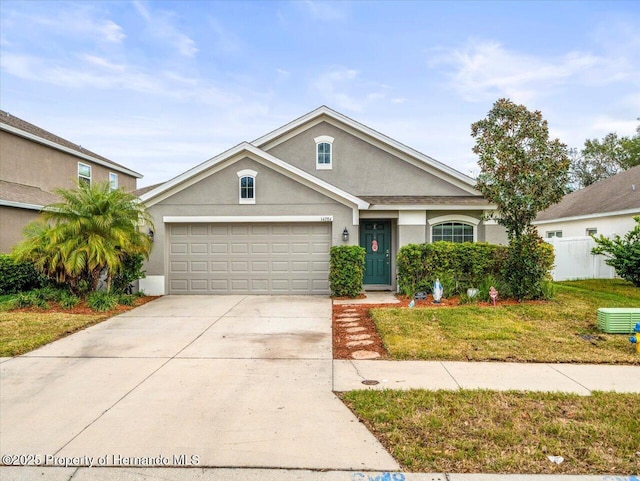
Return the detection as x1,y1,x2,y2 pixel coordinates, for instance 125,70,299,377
13,181,153,292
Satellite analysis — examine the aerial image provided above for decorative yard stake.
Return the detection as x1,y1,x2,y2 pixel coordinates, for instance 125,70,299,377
489,286,498,306
432,278,443,304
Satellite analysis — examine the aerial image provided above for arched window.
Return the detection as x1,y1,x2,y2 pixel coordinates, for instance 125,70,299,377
428,215,480,243
432,222,474,243
314,135,334,170
237,169,257,204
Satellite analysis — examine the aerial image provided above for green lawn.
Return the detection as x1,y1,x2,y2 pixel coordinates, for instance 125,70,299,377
373,279,640,364
341,389,640,474
0,311,109,357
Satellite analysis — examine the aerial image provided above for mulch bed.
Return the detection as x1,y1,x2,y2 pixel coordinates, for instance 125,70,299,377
11,296,159,315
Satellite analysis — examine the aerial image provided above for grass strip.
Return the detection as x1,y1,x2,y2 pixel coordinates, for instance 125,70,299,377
0,312,108,356
341,389,640,474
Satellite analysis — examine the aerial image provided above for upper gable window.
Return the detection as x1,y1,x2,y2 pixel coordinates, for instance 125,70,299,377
237,169,258,204
109,172,118,191
314,135,334,170
78,163,91,186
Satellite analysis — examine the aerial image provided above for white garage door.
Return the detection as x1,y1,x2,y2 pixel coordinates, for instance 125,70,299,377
167,223,331,294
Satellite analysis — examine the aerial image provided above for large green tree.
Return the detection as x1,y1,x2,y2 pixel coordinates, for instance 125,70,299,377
471,98,571,240
12,182,153,292
571,122,640,188
471,98,570,300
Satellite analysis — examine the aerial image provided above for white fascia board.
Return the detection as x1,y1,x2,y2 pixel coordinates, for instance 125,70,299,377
0,199,44,211
251,106,478,193
0,123,143,179
533,208,640,225
366,204,496,211
163,215,334,223
141,142,369,211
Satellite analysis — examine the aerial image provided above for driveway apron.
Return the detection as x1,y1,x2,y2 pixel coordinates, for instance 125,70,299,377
0,296,398,470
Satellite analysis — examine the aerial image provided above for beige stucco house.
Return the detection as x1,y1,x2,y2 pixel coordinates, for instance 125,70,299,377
139,106,505,295
0,110,143,252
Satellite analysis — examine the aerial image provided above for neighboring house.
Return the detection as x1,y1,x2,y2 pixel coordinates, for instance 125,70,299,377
534,165,640,239
0,110,143,252
139,106,505,296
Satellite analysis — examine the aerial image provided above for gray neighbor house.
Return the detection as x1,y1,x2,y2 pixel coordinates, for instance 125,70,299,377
139,106,506,296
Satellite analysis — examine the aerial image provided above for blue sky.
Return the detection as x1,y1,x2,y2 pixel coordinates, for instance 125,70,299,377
1,0,639,187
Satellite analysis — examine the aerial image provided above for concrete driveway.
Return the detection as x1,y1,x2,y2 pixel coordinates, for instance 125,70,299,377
0,296,397,470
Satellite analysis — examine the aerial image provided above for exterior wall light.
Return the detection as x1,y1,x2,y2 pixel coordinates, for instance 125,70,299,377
148,228,154,243
342,227,349,242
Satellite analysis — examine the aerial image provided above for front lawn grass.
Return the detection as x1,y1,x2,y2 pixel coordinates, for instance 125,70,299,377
373,279,640,364
341,389,640,474
0,312,109,357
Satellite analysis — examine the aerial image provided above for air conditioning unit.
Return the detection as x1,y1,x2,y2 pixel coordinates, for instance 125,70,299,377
597,308,640,334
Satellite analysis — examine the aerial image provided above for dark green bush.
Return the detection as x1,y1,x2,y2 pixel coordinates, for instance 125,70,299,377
592,216,640,287
111,253,146,294
9,292,49,309
87,291,119,312
117,294,136,306
501,233,555,300
397,240,553,300
0,254,44,294
59,292,80,309
329,245,366,297
397,242,506,297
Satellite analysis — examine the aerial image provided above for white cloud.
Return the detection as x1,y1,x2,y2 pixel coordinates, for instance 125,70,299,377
430,41,615,103
80,54,125,71
101,20,125,43
300,1,347,21
134,1,198,58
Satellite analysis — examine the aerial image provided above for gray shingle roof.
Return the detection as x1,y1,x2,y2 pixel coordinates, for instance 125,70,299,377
360,195,489,206
133,183,164,197
536,165,640,221
0,180,59,207
0,110,141,177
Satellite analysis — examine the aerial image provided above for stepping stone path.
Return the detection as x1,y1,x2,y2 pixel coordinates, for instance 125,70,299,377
334,305,382,360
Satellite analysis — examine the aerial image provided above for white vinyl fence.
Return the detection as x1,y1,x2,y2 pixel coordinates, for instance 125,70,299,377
544,236,617,281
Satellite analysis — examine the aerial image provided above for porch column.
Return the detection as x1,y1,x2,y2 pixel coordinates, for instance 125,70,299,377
398,210,427,246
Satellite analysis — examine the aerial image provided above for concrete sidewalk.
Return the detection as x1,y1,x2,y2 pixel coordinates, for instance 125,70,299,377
334,360,640,394
0,466,628,481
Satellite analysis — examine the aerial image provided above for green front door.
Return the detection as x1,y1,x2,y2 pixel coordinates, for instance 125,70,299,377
360,221,391,285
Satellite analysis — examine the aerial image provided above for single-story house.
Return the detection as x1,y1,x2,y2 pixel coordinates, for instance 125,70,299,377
0,110,143,253
534,165,640,239
139,106,506,295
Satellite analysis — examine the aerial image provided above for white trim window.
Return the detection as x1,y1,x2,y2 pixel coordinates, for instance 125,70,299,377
314,135,334,170
586,228,597,236
432,222,474,243
78,163,91,186
428,215,479,243
237,169,257,204
546,230,562,238
109,172,118,191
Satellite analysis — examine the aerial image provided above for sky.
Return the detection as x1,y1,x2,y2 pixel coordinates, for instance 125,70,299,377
1,0,639,187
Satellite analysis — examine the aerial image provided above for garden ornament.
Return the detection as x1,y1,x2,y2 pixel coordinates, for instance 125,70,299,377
489,286,498,306
432,278,443,304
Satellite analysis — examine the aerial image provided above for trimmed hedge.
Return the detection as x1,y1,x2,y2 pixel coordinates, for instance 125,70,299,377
0,254,44,295
397,242,505,297
329,245,366,297
397,240,554,300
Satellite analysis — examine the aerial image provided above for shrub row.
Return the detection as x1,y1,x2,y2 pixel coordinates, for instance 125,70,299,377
0,254,44,295
397,240,554,300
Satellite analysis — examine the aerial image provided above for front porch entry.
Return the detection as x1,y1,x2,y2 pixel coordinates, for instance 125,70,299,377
360,220,391,288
